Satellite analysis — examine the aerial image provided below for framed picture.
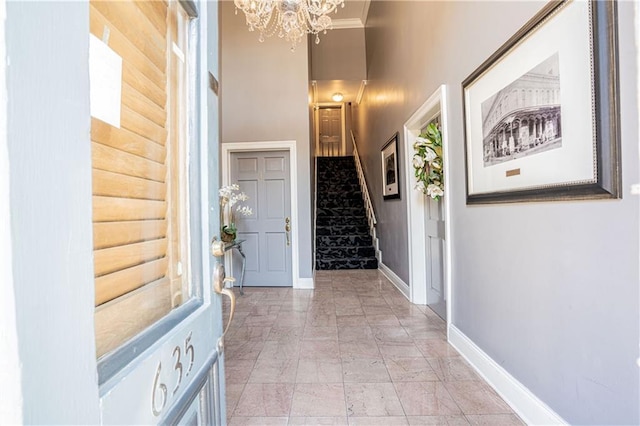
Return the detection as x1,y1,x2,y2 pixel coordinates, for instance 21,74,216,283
381,133,400,200
463,0,620,204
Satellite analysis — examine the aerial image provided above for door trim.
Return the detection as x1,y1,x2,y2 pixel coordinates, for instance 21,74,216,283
0,2,22,418
402,85,452,331
222,141,305,289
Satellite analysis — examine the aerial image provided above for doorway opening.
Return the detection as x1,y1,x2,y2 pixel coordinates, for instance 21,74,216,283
314,104,346,157
403,85,452,327
222,141,309,289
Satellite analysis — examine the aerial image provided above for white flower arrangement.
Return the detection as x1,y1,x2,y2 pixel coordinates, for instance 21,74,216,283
219,184,253,239
413,123,444,200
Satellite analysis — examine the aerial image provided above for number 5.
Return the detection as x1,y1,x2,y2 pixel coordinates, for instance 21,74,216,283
184,332,194,376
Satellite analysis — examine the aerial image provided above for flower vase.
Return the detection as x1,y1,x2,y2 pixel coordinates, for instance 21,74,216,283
221,228,236,243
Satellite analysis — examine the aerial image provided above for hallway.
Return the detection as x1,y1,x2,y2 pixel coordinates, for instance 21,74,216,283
223,270,524,425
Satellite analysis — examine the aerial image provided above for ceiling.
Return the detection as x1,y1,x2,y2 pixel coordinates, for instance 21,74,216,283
313,79,366,105
312,0,370,105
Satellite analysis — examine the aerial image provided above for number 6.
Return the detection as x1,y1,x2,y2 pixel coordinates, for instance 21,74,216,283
151,362,167,416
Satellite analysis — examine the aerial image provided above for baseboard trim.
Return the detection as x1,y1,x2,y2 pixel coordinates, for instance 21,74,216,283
294,277,314,289
448,325,567,426
378,262,410,300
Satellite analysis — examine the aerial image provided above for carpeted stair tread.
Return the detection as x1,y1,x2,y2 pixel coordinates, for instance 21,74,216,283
317,207,366,217
316,246,376,257
318,192,363,200
315,257,378,270
318,200,365,209
316,235,373,248
316,209,367,221
316,212,367,221
317,184,361,191
316,225,370,236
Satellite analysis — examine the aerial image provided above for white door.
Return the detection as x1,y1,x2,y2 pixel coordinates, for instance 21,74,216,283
318,107,342,156
420,115,446,320
230,151,293,287
89,1,232,423
425,196,446,319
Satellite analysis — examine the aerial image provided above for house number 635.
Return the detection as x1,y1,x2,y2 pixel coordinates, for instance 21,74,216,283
151,332,195,416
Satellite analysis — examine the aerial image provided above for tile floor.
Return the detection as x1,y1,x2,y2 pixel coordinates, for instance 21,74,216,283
223,270,524,426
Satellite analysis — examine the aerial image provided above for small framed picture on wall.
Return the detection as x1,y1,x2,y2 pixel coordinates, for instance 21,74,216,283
381,133,400,200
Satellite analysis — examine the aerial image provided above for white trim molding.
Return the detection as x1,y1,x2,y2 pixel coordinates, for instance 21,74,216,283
222,141,309,289
331,18,364,29
0,1,23,421
449,325,567,426
378,262,409,300
402,85,452,327
311,80,318,104
341,104,347,155
295,277,315,289
356,80,368,105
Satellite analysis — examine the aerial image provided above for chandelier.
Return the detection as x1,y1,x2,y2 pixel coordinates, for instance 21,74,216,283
234,0,345,50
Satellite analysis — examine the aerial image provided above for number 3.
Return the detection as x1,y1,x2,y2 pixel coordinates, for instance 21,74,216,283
172,346,183,396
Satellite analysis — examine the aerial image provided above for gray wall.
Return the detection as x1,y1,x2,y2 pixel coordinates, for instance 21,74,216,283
311,27,366,81
220,2,313,279
354,1,639,424
6,1,100,422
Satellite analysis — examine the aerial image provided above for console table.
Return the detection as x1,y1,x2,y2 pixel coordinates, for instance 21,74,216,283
224,239,246,295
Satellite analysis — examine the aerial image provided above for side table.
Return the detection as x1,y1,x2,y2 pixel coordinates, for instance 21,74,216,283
224,239,246,295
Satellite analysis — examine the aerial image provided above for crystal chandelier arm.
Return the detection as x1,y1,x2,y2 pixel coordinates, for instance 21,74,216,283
235,0,344,50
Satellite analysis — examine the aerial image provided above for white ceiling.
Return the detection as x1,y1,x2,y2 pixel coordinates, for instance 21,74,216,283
313,79,364,104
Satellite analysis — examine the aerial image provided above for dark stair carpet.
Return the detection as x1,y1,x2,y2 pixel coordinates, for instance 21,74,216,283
315,156,378,270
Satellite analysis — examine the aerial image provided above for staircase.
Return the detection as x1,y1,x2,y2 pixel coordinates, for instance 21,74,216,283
315,156,378,270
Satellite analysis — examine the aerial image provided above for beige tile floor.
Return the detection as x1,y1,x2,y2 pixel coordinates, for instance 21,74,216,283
223,270,524,426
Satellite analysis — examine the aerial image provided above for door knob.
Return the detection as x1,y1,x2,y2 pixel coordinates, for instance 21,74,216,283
285,217,291,246
211,236,225,257
212,263,236,352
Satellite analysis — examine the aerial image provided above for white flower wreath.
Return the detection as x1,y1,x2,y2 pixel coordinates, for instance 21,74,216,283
413,123,444,200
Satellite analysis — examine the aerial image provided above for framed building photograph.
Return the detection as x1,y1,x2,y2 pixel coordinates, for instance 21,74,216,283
381,133,400,200
463,0,620,204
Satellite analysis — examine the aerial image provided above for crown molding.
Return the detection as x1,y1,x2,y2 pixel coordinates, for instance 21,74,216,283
331,18,364,29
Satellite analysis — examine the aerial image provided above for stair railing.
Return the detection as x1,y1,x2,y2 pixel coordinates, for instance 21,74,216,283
351,131,378,252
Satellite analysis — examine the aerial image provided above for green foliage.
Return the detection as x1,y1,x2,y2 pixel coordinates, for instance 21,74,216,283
413,123,444,200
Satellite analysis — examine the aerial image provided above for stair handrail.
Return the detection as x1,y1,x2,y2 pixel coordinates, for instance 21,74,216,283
351,131,377,237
